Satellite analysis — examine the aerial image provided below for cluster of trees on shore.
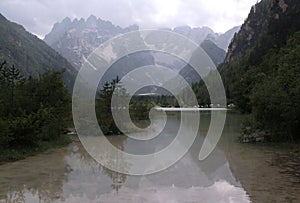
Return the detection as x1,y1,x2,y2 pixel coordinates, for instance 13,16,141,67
95,77,181,135
221,32,300,142
96,77,125,135
3,29,298,153
0,61,71,161
191,32,300,142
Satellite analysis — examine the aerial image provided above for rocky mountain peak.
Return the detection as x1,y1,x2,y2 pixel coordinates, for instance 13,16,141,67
87,14,97,22
44,16,239,71
173,26,216,45
44,16,140,69
224,0,300,64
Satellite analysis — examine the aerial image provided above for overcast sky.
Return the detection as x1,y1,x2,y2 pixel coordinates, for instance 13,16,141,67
0,0,258,38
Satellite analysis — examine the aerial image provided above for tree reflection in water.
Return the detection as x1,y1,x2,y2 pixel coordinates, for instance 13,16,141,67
101,136,128,193
0,147,69,202
2,114,291,202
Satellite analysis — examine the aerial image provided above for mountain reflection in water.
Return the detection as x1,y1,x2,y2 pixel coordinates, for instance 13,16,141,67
1,113,299,202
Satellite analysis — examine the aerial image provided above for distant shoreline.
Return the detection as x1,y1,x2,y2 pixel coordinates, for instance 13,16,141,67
154,107,228,112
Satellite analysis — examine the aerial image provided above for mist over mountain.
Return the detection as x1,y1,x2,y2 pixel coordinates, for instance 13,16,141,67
172,26,215,45
172,25,240,51
44,15,239,72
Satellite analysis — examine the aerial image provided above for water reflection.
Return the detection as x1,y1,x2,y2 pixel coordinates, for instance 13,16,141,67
103,137,128,192
0,147,69,202
0,113,259,202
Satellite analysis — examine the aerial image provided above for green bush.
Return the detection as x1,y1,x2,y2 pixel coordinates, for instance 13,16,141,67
0,62,71,161
249,32,300,141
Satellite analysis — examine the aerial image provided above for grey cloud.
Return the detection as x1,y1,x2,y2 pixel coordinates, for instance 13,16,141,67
0,0,258,37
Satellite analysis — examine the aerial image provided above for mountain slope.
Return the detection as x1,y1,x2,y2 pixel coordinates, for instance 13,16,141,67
0,14,76,88
44,15,139,70
44,16,238,90
220,0,300,103
224,0,300,64
217,0,300,141
44,16,239,71
200,40,226,65
206,26,240,51
172,26,215,45
179,39,226,84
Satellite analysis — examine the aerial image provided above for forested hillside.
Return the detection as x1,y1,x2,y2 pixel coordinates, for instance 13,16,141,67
193,0,300,141
0,62,71,162
0,14,76,89
0,14,75,162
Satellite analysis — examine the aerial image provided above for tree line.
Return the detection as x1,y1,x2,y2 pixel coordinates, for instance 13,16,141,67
0,61,71,162
216,31,300,142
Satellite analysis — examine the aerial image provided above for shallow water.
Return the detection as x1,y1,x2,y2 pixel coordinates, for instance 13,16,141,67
0,113,299,203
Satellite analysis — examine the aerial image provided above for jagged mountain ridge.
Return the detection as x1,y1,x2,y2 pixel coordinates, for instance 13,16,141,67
0,13,77,89
44,15,239,72
224,0,300,64
44,15,139,70
172,26,215,45
172,25,240,51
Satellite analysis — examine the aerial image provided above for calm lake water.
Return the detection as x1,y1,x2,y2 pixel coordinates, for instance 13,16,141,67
0,113,299,203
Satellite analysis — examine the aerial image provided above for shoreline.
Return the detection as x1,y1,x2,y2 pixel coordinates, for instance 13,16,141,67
0,135,71,165
239,141,300,182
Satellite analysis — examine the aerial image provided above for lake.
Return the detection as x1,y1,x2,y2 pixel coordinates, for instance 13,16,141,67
0,113,299,203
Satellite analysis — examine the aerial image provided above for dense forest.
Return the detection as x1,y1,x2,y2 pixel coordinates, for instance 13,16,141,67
220,0,300,142
231,31,300,142
0,61,71,162
192,31,300,142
